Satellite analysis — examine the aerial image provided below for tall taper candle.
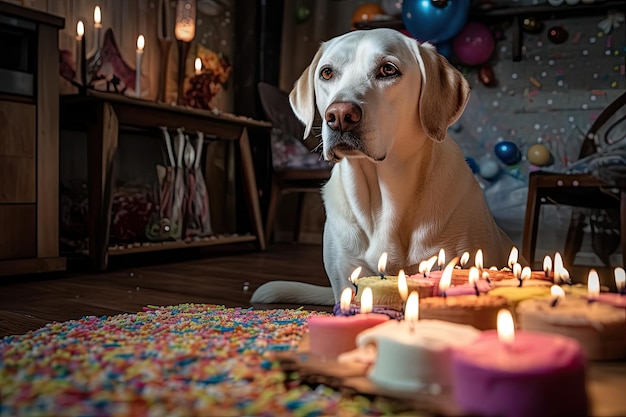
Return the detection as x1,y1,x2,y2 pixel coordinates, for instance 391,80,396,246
94,5,102,50
136,35,145,98
76,20,85,86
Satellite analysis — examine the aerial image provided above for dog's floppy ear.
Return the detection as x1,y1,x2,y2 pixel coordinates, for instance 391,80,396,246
415,42,470,143
289,46,324,140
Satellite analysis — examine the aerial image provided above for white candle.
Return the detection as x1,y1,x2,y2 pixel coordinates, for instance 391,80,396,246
94,5,102,50
135,35,145,97
194,57,202,75
75,21,84,84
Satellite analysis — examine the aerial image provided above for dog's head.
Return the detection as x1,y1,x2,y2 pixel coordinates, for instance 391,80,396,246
289,28,470,163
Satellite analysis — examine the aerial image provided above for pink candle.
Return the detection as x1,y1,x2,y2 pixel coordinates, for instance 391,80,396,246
452,310,588,417
308,287,389,358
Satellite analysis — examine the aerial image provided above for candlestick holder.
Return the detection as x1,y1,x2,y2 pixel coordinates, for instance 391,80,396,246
176,39,191,105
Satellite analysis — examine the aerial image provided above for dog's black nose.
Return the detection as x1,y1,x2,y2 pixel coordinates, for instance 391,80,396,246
325,102,362,132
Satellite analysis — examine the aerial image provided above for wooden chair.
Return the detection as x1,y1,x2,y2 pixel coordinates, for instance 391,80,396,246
257,82,332,244
522,92,626,269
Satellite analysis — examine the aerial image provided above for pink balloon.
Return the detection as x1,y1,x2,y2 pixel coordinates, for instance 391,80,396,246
453,21,494,66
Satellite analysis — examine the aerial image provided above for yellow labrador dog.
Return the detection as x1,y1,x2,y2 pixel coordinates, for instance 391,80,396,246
251,28,517,306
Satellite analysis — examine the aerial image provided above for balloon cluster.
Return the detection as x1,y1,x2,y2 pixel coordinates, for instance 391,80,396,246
400,0,498,86
467,141,554,182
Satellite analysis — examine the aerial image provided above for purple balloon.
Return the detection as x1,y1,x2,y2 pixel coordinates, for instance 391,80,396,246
453,21,495,66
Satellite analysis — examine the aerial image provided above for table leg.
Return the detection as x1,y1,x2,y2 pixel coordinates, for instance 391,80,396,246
238,127,266,250
87,102,119,270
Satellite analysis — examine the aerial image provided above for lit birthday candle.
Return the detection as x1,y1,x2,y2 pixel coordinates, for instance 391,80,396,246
135,35,145,97
378,252,388,279
94,5,102,50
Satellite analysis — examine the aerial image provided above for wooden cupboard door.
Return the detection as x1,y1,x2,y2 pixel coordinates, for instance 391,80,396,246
0,101,36,203
0,204,36,259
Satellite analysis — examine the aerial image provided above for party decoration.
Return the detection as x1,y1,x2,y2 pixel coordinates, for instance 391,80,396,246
522,17,543,34
452,21,494,66
381,0,403,17
402,0,470,44
436,41,452,59
479,159,500,180
478,65,496,87
352,3,385,27
494,141,522,165
547,26,569,44
527,144,553,167
465,157,479,174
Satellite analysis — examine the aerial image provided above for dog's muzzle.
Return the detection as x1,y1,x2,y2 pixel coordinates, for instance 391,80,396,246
325,101,365,161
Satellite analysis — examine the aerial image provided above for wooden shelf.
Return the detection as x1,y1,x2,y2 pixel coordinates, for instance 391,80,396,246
354,0,625,61
60,91,272,270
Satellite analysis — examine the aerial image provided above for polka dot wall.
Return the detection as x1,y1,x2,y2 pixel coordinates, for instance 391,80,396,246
450,14,625,176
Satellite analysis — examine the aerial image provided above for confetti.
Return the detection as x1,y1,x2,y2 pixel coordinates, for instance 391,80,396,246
0,304,395,416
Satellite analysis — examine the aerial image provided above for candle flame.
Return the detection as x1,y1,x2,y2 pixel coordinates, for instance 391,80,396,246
194,57,202,72
551,285,565,298
137,35,145,51
340,288,352,314
468,266,479,286
508,246,518,269
377,252,388,274
94,5,101,25
425,255,437,275
554,252,563,283
460,252,470,267
614,267,625,292
497,309,515,346
361,287,373,314
513,263,522,279
418,260,428,274
475,249,483,271
559,267,570,284
587,269,600,300
439,257,458,293
543,256,552,275
397,269,408,302
404,291,419,322
437,248,445,268
349,266,362,285
521,266,531,281
77,20,84,38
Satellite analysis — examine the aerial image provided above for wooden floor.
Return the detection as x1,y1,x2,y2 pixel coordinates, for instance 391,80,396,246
0,242,332,338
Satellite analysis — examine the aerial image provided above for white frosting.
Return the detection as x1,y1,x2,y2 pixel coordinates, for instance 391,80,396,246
351,320,481,393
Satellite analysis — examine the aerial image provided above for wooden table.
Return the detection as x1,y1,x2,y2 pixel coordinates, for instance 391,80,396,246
60,90,271,270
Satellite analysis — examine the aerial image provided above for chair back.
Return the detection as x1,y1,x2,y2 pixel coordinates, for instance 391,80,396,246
579,91,626,159
257,82,328,170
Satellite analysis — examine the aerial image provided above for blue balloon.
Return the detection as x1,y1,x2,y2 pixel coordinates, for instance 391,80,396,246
494,141,522,165
402,0,470,44
435,41,452,58
465,156,479,174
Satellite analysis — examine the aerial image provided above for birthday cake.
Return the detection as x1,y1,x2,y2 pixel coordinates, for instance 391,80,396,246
516,296,626,360
308,312,389,358
353,275,434,310
418,294,509,330
452,330,589,417
351,319,481,393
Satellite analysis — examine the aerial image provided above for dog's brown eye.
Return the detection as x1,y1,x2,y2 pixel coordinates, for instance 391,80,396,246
379,63,399,78
320,67,333,80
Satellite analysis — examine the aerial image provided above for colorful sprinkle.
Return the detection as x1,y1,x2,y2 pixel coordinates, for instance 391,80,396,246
1,304,395,416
